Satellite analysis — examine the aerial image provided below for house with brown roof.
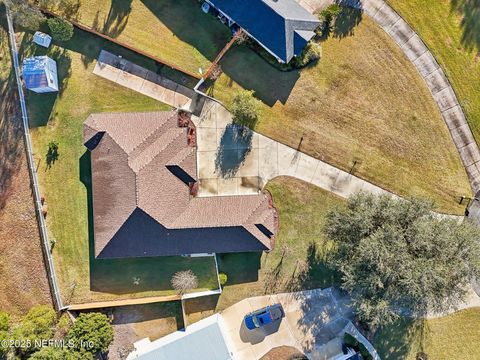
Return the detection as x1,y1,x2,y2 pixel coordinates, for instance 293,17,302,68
84,110,278,258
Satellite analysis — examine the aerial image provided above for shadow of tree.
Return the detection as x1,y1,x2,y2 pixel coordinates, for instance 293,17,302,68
215,123,252,178
333,6,363,39
0,66,23,210
450,0,480,52
45,141,59,169
373,317,426,359
298,242,342,290
318,5,363,42
293,287,353,355
92,0,132,38
61,0,81,20
140,0,231,63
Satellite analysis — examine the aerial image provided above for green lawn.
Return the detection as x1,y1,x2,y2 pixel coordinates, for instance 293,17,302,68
374,308,480,360
215,176,344,311
22,28,218,304
209,10,471,215
387,0,480,143
59,0,231,75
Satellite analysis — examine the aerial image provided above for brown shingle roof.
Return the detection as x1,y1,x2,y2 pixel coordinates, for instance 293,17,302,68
84,111,278,258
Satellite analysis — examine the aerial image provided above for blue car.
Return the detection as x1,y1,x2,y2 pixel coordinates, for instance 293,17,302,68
244,304,285,330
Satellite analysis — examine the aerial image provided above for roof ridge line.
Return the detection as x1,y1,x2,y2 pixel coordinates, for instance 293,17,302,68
129,111,177,154
130,128,185,173
261,0,316,21
244,195,268,225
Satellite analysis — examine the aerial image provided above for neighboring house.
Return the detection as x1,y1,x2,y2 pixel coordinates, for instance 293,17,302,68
205,0,320,63
22,56,58,93
84,110,278,258
127,314,233,360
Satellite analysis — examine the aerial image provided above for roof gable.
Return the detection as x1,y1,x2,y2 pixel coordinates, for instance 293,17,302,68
84,111,278,257
208,0,319,62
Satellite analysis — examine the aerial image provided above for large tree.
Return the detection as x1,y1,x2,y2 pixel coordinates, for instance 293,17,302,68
7,0,46,30
325,193,480,329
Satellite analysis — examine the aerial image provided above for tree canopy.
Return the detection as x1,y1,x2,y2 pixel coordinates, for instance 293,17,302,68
230,89,261,129
0,311,10,357
66,313,113,355
325,193,480,328
47,17,74,42
29,346,89,360
13,305,57,356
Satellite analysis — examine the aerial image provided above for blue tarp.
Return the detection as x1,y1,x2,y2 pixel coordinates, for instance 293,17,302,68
22,56,58,92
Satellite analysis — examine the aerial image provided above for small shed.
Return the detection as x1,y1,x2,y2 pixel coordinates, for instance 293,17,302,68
33,31,52,48
22,56,59,93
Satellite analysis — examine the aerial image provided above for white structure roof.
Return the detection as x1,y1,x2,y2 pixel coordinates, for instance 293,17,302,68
126,314,233,360
33,31,52,48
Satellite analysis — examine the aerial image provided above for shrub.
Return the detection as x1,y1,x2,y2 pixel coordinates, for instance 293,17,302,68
29,346,82,360
47,17,74,42
230,89,260,128
218,272,228,286
0,312,9,357
13,305,57,356
295,42,322,68
171,270,198,294
67,313,113,356
319,4,341,24
343,333,358,348
358,343,373,360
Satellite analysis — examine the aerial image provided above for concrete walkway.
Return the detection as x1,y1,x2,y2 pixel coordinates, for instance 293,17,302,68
300,0,480,196
220,288,380,360
93,50,195,109
194,99,391,199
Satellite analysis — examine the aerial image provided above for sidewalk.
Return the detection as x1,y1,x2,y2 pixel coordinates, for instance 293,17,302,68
93,50,195,109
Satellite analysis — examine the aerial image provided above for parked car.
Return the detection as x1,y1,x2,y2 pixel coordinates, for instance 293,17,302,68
244,304,285,330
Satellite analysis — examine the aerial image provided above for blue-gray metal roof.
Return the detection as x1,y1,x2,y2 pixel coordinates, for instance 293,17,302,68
133,321,232,360
208,0,320,62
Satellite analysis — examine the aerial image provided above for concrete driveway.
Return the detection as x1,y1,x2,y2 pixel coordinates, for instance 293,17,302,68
192,99,390,199
219,288,357,359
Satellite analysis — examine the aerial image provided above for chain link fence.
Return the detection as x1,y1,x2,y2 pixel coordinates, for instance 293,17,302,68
5,5,64,311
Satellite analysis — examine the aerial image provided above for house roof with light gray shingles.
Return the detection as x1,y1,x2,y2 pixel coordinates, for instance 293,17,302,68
84,111,278,258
